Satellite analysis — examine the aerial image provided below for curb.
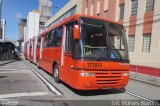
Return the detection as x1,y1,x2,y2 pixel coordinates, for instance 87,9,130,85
0,60,15,66
130,77,160,87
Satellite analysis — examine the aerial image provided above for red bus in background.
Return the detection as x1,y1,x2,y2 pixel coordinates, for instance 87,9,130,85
24,14,130,90
24,41,29,59
36,36,41,67
25,36,41,64
29,38,35,62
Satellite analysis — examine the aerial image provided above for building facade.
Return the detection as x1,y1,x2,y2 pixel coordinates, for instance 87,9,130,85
45,0,160,67
38,0,52,22
18,19,27,42
45,0,82,28
18,19,27,52
116,0,160,67
27,11,40,40
25,0,53,42
0,19,6,42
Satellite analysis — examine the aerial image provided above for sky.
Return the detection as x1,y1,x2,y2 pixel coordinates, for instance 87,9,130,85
2,0,69,41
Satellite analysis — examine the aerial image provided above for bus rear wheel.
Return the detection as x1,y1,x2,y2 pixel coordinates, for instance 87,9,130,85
53,64,60,83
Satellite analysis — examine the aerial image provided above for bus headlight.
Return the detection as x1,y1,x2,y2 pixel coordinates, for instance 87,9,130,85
80,72,95,76
123,72,129,76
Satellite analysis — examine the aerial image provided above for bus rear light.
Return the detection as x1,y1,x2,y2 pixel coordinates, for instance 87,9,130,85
80,72,95,76
123,72,129,76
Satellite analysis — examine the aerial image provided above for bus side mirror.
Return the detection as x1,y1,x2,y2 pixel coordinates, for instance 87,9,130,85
73,25,80,40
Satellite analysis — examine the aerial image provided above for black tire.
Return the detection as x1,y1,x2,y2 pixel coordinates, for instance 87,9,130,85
53,64,60,83
120,88,126,91
119,88,126,93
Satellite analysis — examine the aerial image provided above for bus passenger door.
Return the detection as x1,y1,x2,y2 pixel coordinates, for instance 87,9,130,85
50,27,63,62
33,37,38,63
61,23,76,86
40,36,43,60
40,36,47,70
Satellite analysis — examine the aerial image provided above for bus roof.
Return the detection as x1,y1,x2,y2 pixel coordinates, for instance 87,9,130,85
39,14,123,37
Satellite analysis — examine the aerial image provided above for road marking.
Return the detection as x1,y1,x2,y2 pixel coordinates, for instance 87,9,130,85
124,90,156,104
0,70,28,73
0,67,27,69
0,67,29,71
0,92,48,99
0,65,26,68
0,68,28,71
125,91,149,101
23,59,63,96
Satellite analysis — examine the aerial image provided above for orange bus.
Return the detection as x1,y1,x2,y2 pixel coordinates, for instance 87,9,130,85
24,36,41,64
25,14,130,90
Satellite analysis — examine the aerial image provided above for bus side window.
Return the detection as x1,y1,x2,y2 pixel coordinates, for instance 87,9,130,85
47,33,51,47
37,38,41,48
30,41,32,48
44,34,48,48
45,33,51,48
50,30,54,47
65,23,74,52
53,26,63,47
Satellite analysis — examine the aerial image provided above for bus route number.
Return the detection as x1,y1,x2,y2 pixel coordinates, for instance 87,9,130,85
87,63,102,68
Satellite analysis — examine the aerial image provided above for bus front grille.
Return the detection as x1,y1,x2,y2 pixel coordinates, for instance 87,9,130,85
95,71,122,85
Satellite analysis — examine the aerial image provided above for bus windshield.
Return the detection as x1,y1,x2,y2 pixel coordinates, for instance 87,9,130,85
74,17,129,62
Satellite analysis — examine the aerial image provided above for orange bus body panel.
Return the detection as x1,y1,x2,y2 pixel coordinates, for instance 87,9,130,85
59,59,129,90
24,14,129,90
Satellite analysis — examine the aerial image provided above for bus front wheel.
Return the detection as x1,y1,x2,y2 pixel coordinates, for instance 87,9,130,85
53,64,60,83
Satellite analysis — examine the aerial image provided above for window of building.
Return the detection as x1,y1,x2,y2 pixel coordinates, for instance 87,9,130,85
97,0,100,15
119,4,124,19
91,0,94,5
104,10,108,18
86,0,88,8
128,36,135,52
70,6,76,16
146,0,155,12
131,0,138,16
142,34,151,53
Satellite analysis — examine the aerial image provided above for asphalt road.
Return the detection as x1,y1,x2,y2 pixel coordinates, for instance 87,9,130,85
0,57,160,106
0,59,64,105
